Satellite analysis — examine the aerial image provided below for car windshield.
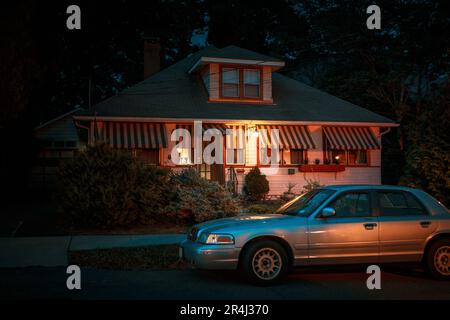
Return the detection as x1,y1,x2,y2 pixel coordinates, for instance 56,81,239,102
276,189,335,217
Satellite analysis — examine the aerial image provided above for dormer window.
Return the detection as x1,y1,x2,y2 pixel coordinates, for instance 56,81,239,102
189,50,285,104
222,68,240,97
244,69,260,98
220,66,262,100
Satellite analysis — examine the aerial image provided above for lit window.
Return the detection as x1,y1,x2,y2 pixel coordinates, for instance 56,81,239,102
290,149,304,164
199,163,211,180
331,150,347,164
244,69,260,98
348,150,368,165
177,148,192,165
327,149,368,165
222,68,239,97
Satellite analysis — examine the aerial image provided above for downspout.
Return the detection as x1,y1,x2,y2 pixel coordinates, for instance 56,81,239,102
380,127,391,137
379,127,391,149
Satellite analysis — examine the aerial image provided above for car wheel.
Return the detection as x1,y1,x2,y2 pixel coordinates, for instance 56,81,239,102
241,240,289,285
425,239,450,280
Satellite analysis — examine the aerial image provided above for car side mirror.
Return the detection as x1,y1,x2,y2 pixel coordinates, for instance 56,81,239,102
321,207,336,218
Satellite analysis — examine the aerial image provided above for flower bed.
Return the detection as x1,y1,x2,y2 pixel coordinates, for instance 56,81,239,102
298,164,346,172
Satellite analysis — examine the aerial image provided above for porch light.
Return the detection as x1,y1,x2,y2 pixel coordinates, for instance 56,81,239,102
247,125,259,138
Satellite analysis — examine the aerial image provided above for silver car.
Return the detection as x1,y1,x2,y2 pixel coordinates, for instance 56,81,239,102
180,185,450,284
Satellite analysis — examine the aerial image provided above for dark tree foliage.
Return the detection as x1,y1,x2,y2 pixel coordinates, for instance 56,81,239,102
0,0,206,198
399,91,450,207
1,0,448,203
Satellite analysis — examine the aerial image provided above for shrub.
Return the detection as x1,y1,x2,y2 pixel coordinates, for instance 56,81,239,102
243,167,269,200
245,204,275,215
166,169,240,224
59,145,240,228
58,143,172,228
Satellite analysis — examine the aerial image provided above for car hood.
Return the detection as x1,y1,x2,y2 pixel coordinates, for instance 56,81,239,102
194,214,303,234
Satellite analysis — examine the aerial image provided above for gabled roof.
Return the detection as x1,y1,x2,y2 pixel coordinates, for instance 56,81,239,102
77,46,396,125
36,107,83,130
197,45,284,62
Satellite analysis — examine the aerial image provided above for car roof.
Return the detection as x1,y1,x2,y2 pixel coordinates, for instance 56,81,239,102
321,184,419,192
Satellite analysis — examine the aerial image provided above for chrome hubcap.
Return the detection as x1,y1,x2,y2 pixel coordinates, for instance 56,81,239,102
434,246,450,276
252,248,282,280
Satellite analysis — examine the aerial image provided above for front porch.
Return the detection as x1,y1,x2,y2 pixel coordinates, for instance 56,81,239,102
78,120,383,196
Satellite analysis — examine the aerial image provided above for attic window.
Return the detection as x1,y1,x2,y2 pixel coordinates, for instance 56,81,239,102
244,69,260,98
220,66,262,100
222,68,239,97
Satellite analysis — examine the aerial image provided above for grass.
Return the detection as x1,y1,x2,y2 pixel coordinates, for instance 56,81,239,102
69,245,189,270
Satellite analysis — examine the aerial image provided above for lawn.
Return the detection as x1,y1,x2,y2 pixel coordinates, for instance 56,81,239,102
69,245,188,270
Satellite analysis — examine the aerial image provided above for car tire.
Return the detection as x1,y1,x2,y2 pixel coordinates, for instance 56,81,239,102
425,239,450,280
241,240,289,286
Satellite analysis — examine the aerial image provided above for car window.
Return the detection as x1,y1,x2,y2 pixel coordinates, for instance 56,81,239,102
328,192,371,218
377,191,427,216
277,189,335,217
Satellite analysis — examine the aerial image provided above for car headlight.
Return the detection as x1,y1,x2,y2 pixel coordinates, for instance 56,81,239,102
198,233,235,245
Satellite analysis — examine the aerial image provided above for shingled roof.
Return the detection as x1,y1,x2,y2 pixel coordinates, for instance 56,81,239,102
79,45,395,125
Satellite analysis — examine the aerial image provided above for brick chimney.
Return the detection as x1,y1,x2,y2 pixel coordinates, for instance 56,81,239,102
143,37,161,78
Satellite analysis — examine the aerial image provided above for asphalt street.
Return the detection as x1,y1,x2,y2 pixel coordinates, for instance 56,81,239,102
0,265,449,300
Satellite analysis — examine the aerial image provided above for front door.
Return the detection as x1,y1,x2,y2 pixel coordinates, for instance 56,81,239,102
375,189,437,262
308,190,380,265
198,163,224,185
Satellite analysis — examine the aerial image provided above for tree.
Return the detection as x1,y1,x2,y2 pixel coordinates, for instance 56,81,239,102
399,90,450,206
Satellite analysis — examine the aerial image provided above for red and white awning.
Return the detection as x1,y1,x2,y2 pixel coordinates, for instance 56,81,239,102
323,127,380,150
97,122,167,149
256,125,315,149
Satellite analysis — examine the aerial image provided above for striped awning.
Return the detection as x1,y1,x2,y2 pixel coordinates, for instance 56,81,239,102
323,127,380,150
176,123,228,134
174,123,230,147
256,125,315,149
203,123,228,134
97,122,167,149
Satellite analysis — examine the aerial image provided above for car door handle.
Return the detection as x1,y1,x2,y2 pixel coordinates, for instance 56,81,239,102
363,223,377,230
420,221,432,228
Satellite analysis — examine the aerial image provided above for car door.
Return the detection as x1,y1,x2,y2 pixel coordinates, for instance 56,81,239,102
308,190,379,265
375,190,438,262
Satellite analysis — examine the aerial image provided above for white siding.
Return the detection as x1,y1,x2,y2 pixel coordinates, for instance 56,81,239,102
234,166,381,195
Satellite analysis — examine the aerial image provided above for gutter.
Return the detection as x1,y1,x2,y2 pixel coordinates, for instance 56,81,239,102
72,115,399,128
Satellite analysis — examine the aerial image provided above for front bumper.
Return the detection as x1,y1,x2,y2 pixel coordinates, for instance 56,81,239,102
180,240,240,270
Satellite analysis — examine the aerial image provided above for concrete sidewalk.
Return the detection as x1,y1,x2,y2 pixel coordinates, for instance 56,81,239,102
0,234,186,268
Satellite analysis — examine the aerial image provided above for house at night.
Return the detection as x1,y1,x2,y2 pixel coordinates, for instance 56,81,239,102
34,42,398,195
